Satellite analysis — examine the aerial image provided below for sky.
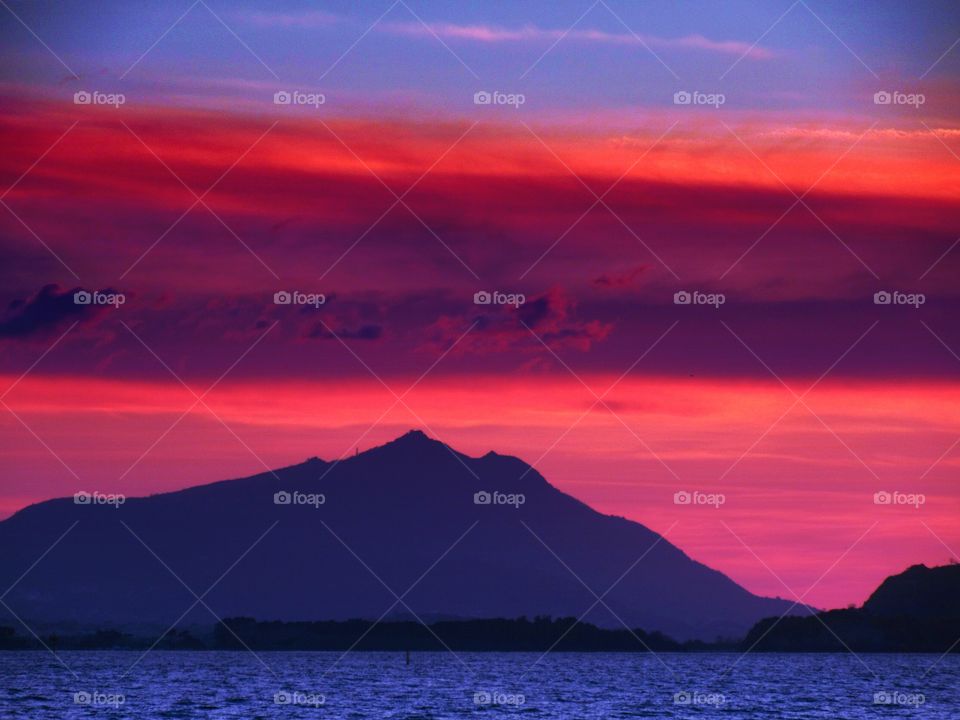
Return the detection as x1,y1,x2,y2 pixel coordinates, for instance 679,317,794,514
0,0,959,611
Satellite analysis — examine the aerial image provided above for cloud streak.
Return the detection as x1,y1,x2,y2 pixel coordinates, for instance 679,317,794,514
381,21,776,59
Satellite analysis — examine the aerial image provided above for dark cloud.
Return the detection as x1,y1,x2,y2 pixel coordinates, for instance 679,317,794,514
428,288,614,357
0,284,117,339
308,323,383,341
593,265,648,288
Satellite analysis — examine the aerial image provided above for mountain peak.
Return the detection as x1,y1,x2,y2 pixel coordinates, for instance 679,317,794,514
398,429,430,442
381,429,444,450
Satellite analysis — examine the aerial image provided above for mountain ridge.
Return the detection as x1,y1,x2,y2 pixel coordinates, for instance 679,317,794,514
0,430,805,641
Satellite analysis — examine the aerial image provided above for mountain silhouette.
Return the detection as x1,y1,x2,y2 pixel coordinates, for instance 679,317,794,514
862,562,960,618
741,563,960,651
0,430,803,640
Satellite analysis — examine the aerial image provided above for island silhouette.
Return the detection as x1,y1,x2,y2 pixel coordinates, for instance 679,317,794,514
1,431,804,642
0,432,955,653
